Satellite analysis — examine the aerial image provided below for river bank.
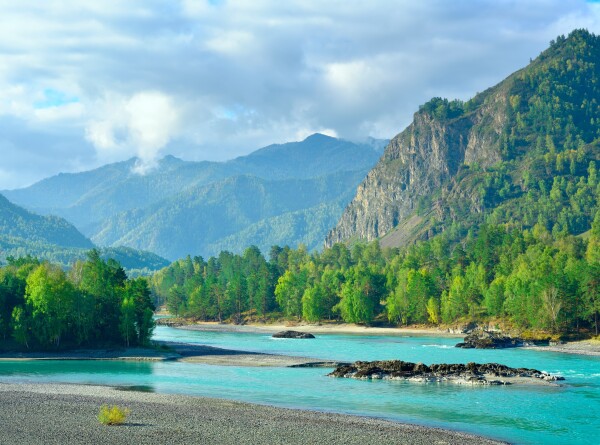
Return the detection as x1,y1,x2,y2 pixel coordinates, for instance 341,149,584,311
169,320,464,337
170,320,600,356
0,382,507,445
0,342,325,367
524,338,600,357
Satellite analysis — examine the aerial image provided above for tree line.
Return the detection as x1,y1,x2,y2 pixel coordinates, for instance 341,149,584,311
0,250,155,350
152,209,600,336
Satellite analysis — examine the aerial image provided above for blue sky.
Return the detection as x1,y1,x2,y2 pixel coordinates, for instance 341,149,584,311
1,0,600,189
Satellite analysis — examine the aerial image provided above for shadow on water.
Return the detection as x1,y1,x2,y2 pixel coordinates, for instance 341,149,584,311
0,359,155,378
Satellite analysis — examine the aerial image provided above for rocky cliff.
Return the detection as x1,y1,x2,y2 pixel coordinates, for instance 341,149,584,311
326,29,600,247
326,89,508,246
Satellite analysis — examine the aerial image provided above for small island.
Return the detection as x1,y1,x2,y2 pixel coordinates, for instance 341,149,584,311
329,360,565,386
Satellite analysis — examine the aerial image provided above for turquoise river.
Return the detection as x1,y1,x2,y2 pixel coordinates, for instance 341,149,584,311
1,325,599,444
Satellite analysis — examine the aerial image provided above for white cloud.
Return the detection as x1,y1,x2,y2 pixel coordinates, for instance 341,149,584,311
0,0,600,188
85,91,180,173
33,102,84,122
126,92,180,173
205,31,256,56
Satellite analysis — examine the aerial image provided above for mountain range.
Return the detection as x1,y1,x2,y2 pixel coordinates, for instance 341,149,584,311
4,134,386,260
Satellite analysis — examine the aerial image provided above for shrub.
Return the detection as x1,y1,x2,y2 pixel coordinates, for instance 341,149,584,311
98,405,130,425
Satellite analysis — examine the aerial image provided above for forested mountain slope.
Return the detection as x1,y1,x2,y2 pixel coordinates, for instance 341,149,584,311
327,29,600,248
92,170,367,260
153,31,600,337
0,193,169,272
0,193,92,249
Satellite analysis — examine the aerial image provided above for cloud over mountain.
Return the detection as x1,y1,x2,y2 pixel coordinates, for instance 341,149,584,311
1,0,599,188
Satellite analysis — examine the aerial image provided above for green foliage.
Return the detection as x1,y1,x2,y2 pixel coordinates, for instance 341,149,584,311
0,251,155,351
153,218,600,336
98,405,130,426
419,97,465,120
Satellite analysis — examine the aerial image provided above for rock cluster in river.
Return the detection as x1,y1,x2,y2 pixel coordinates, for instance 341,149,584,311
329,360,564,385
272,330,315,339
455,329,524,349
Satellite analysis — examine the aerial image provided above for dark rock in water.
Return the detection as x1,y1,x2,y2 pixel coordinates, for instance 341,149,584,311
455,329,523,349
290,361,351,368
328,360,565,385
272,330,315,339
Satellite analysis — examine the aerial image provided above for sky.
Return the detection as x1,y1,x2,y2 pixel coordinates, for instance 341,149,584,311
1,0,600,189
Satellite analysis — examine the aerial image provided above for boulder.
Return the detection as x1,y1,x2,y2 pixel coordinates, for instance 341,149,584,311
272,330,315,339
455,328,523,349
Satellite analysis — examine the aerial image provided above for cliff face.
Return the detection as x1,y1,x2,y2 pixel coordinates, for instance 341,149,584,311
328,30,600,248
325,90,508,246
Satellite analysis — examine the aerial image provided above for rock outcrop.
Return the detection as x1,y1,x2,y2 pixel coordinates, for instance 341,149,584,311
329,360,564,385
326,30,600,249
455,329,523,349
325,92,507,247
272,330,315,339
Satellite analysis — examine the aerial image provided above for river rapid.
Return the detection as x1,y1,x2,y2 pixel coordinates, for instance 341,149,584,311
0,325,598,444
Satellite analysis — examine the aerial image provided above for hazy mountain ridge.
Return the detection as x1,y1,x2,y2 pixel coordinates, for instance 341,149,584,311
5,135,386,260
0,193,169,271
92,169,370,260
327,29,600,247
0,193,92,249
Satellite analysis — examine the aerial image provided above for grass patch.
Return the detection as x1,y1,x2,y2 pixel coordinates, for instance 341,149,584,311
98,405,130,425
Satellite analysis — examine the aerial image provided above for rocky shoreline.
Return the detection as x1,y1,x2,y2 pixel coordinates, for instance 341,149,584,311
329,360,565,386
455,329,530,349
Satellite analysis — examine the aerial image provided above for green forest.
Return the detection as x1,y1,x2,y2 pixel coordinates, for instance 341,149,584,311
152,207,600,337
0,250,155,350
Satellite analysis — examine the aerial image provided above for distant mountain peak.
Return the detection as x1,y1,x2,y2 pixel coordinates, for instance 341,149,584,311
303,133,336,142
159,154,185,164
4,134,383,260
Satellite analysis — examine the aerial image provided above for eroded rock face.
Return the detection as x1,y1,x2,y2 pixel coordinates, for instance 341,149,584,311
325,86,507,248
272,330,315,339
328,360,564,385
325,99,506,247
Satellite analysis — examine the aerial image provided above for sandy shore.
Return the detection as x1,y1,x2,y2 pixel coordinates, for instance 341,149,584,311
175,321,464,337
0,347,179,362
160,342,343,367
176,321,600,357
524,339,600,356
0,341,339,368
0,382,507,445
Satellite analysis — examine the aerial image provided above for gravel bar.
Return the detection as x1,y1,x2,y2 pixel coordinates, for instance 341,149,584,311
0,383,507,445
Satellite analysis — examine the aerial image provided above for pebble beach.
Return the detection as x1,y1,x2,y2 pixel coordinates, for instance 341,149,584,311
0,383,506,445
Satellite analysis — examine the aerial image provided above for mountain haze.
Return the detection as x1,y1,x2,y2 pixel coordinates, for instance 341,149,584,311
6,135,386,260
0,194,168,271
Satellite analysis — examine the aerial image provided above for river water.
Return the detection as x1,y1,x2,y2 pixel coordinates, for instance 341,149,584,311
0,325,598,444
